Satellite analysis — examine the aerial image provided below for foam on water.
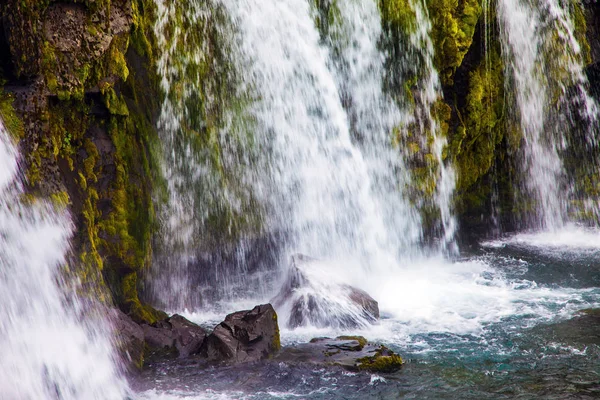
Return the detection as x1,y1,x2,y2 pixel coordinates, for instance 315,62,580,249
275,257,597,343
139,390,245,400
174,252,598,352
0,121,129,399
482,224,600,251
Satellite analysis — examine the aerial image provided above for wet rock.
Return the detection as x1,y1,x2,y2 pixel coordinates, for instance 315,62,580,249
530,308,600,346
271,254,379,329
111,308,145,369
201,304,281,363
276,336,403,373
143,314,208,358
41,1,133,95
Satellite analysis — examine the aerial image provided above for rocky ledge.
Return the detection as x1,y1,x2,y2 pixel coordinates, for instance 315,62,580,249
275,336,403,373
113,303,403,374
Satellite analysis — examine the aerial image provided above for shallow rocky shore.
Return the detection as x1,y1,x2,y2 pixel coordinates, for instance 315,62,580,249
113,303,403,374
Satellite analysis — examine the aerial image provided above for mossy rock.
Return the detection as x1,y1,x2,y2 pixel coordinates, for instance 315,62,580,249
357,345,403,373
277,337,403,373
0,0,167,318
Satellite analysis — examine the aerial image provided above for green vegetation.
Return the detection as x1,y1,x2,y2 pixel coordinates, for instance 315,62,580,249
337,336,368,349
357,345,403,372
426,0,482,86
0,0,165,323
0,90,23,138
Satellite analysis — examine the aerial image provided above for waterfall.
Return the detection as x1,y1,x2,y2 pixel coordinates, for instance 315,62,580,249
151,0,458,311
0,120,128,399
497,0,599,230
220,0,416,266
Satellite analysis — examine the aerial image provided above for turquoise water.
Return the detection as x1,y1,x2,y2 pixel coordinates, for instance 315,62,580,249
134,230,600,399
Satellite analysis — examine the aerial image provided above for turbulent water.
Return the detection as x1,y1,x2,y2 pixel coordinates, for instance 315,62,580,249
141,0,600,398
0,120,129,399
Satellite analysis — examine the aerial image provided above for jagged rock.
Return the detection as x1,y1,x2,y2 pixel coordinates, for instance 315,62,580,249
276,336,403,373
271,254,379,329
111,308,145,369
201,304,281,363
142,314,208,358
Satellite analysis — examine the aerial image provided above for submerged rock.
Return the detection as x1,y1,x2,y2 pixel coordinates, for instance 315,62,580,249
201,304,281,363
529,308,600,346
142,314,208,358
271,254,379,329
276,336,403,373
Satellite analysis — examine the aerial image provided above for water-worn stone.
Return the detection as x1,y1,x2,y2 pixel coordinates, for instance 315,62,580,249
143,314,208,358
201,304,281,363
271,254,379,329
111,308,145,369
276,336,403,373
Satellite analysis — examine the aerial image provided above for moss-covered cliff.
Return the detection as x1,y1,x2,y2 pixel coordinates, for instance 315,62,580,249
0,0,166,324
380,0,597,236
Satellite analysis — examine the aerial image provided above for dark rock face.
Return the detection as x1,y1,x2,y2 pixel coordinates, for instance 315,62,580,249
111,308,145,369
276,336,403,373
201,304,281,363
143,314,208,358
271,254,379,329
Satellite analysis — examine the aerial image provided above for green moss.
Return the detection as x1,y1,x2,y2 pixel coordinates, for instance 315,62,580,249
426,0,482,86
311,0,342,40
336,336,368,349
130,0,156,59
453,47,505,193
50,191,71,209
272,311,281,352
379,0,417,36
121,272,167,324
0,90,24,138
357,345,403,373
109,44,130,82
102,87,130,116
569,2,591,67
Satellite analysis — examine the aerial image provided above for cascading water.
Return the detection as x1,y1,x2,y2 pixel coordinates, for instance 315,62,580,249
219,0,421,267
498,0,599,230
151,0,600,332
152,0,459,314
137,0,600,398
0,120,129,399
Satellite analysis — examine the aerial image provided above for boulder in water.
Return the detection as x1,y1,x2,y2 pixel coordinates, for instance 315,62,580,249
142,314,208,358
271,254,379,329
200,304,281,363
276,336,403,373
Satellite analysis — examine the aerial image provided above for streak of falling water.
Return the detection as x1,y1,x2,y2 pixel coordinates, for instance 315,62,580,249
401,0,458,252
0,120,129,399
152,0,459,311
498,0,599,230
218,0,458,269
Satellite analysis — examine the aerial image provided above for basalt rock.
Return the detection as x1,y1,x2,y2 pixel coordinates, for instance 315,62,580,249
142,314,208,358
271,254,379,329
276,336,403,373
111,308,145,369
200,304,281,363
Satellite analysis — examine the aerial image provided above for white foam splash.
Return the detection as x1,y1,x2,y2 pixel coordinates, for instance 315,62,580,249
0,120,129,399
482,224,600,251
